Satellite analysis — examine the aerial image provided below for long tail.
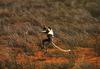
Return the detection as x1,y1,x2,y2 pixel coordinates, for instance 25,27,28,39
52,42,71,52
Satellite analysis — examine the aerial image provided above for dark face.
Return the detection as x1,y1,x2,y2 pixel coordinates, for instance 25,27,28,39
43,27,46,30
48,27,51,30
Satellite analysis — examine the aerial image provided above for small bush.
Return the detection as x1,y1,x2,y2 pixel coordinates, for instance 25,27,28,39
79,62,96,69
43,63,68,69
0,60,36,69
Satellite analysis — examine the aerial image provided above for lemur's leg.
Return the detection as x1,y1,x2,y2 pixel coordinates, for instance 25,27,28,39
42,39,49,54
42,39,48,48
47,34,53,43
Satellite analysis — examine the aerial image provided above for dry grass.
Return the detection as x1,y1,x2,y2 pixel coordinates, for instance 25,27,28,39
0,0,100,69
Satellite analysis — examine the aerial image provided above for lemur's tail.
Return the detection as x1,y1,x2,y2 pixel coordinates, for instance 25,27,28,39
52,42,71,52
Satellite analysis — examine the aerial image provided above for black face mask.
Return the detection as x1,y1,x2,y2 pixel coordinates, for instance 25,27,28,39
43,27,46,30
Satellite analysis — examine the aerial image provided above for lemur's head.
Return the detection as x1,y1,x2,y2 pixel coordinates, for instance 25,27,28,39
43,27,46,30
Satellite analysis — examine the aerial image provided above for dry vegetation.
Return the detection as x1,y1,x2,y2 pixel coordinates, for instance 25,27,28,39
0,0,100,69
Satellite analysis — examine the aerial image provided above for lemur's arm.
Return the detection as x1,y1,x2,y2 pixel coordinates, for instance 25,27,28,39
41,25,51,33
41,30,46,32
41,26,47,33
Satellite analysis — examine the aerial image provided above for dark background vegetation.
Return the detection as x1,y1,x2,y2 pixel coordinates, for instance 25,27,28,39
0,0,100,69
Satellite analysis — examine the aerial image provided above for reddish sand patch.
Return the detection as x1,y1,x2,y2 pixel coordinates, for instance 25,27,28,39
16,50,69,64
45,57,68,63
0,55,9,61
0,45,100,68
34,51,44,57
